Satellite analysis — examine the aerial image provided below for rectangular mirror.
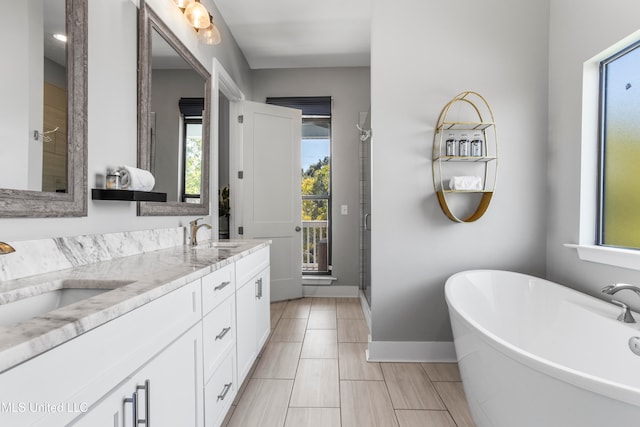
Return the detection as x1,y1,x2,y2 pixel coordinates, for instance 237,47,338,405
137,1,211,216
0,0,87,217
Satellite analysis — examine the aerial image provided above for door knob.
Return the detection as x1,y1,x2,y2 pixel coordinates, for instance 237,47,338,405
295,226,301,232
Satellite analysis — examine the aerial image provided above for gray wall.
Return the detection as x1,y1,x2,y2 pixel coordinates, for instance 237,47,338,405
252,67,371,288
546,0,640,311
370,0,550,343
0,0,252,241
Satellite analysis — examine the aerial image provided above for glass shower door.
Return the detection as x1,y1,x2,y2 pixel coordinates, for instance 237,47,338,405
359,110,372,306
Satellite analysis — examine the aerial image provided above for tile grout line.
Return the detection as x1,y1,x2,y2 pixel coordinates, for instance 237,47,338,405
378,362,402,427
283,302,309,426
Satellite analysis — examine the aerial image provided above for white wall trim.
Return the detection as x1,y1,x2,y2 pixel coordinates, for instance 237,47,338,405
212,58,245,240
302,285,358,298
565,243,640,271
367,340,456,363
212,58,244,102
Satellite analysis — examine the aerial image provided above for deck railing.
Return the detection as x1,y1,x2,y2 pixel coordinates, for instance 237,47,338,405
302,220,328,272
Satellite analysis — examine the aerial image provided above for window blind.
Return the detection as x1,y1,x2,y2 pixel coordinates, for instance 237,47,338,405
178,98,204,117
265,96,331,116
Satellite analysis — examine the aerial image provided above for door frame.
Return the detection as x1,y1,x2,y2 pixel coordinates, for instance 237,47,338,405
211,59,244,239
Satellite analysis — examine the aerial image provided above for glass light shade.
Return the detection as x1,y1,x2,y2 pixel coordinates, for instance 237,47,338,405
184,2,211,29
174,0,194,8
198,23,221,45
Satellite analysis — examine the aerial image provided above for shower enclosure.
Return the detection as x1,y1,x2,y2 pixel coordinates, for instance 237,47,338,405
359,111,372,306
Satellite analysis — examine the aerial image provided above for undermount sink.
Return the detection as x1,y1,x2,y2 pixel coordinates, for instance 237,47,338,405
195,241,241,249
0,280,133,326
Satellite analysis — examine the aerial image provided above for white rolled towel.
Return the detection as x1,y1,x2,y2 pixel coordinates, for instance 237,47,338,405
118,165,156,192
449,176,482,191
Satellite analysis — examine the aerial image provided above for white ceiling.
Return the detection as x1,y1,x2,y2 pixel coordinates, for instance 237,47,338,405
213,0,372,69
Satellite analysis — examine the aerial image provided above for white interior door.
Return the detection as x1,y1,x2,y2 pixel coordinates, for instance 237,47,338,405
237,101,302,301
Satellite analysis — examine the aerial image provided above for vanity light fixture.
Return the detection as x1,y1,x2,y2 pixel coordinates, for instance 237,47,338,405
198,14,221,45
183,0,210,29
174,0,222,44
53,33,67,43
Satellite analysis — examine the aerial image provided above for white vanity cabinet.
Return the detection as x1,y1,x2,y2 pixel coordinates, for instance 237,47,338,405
235,247,271,384
73,323,204,427
0,243,270,427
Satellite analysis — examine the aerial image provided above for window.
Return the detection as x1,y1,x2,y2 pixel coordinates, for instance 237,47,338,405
301,116,331,273
266,97,332,273
598,41,640,248
179,98,204,203
183,118,203,203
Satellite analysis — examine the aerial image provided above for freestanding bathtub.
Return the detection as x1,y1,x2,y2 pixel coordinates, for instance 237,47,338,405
445,270,640,427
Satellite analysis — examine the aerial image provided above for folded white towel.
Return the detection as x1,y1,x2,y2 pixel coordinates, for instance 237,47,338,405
449,176,482,191
118,165,156,192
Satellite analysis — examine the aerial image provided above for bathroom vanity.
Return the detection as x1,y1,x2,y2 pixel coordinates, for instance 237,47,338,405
0,234,270,427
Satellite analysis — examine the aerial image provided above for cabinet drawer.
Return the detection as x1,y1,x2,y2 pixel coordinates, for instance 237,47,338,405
202,263,235,315
204,350,236,427
203,295,235,378
235,247,269,290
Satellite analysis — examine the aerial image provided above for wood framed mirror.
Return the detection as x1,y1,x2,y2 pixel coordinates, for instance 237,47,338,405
137,1,211,216
0,0,87,217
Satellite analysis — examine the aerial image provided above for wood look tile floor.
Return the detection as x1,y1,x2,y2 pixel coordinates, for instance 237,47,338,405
224,297,477,427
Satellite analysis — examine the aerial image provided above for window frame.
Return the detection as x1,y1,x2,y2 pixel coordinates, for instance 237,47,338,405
568,30,640,271
301,115,332,274
596,40,640,249
181,116,203,203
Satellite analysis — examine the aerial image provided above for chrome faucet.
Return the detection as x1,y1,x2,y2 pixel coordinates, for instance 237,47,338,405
0,242,15,255
601,283,640,323
189,218,212,246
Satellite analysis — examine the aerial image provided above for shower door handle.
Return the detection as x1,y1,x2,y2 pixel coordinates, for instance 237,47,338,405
364,213,371,231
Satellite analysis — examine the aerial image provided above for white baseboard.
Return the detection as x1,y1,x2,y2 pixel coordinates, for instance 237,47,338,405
302,285,359,297
367,340,457,362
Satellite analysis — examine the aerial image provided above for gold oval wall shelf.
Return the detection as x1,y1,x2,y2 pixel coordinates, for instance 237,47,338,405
432,91,498,223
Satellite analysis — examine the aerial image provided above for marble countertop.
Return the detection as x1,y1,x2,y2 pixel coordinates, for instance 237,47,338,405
0,239,269,374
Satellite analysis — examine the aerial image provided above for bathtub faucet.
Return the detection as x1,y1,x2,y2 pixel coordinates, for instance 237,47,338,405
601,283,640,323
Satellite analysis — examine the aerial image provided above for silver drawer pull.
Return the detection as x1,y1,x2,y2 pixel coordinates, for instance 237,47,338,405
123,392,137,427
217,382,233,401
214,281,231,291
136,380,150,426
215,327,231,341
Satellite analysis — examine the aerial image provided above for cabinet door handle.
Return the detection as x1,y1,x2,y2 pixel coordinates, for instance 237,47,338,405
215,327,231,341
255,277,263,299
136,380,150,426
214,281,231,291
123,392,137,427
217,382,233,401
